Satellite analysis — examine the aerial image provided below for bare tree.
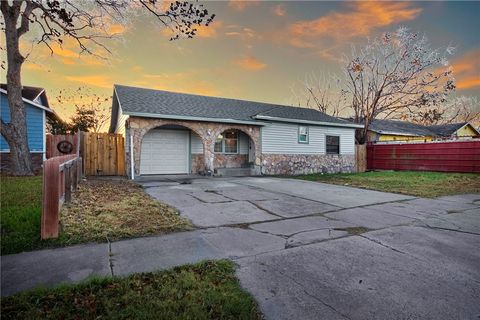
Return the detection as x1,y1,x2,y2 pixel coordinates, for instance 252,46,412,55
343,27,456,143
54,87,111,133
1,0,215,175
401,96,480,126
290,72,346,117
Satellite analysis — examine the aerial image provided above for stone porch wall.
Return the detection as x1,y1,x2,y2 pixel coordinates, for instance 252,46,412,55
261,154,356,175
127,116,261,176
214,154,249,169
191,154,204,174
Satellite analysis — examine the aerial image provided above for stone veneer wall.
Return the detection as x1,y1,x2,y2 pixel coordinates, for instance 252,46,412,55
191,154,204,174
214,154,248,169
261,154,355,175
0,153,44,175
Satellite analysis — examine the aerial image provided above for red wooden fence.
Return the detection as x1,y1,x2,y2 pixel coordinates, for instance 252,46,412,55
367,140,480,173
41,154,82,239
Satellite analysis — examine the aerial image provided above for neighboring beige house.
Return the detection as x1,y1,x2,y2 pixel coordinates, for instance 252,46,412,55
367,119,480,142
108,84,362,178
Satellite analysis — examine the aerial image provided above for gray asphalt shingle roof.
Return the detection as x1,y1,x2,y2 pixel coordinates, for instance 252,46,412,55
427,122,468,137
114,84,353,125
369,119,436,136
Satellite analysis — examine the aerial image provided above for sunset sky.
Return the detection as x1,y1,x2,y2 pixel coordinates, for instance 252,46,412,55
6,1,480,120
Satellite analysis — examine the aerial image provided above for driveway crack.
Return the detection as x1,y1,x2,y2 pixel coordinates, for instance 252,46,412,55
106,236,115,277
358,234,407,255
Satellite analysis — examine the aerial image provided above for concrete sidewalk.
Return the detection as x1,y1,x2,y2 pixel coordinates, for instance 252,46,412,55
1,189,479,319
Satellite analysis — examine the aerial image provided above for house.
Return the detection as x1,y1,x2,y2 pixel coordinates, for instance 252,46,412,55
367,119,436,142
367,119,480,142
0,84,54,174
427,122,480,139
108,84,362,178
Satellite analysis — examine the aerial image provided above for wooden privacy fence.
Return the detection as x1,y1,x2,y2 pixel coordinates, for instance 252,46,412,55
82,132,125,176
367,140,480,173
355,144,367,172
46,133,80,158
41,154,82,239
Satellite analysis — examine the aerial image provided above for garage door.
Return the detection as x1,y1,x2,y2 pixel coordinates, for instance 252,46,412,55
140,129,189,174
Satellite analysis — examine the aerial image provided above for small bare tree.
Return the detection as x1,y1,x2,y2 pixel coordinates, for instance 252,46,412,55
290,72,347,117
1,0,215,175
401,96,480,126
344,27,456,142
55,87,111,133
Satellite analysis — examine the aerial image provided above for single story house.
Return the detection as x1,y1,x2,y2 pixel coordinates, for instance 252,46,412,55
367,119,480,142
108,84,363,178
0,84,54,174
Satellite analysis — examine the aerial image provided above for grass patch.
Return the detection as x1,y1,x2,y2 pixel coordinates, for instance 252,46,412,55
1,176,44,255
294,171,480,198
1,260,262,320
1,177,190,255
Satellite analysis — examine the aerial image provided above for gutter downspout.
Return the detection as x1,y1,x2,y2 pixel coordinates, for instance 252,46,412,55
130,134,134,180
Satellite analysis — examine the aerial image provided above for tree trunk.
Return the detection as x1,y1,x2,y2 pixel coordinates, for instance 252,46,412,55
1,2,34,176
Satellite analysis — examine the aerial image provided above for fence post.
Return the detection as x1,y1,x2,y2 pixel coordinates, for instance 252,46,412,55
41,159,60,239
64,165,72,203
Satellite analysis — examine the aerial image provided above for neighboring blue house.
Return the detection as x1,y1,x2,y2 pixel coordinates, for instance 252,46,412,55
0,84,53,174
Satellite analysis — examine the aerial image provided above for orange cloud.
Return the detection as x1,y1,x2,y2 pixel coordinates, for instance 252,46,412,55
285,1,422,48
451,49,480,90
273,4,286,17
234,56,266,71
65,75,113,89
108,24,126,35
196,21,223,38
225,26,262,41
228,0,259,11
134,71,220,96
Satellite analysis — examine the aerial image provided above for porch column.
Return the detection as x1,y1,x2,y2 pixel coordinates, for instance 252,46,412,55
203,138,215,174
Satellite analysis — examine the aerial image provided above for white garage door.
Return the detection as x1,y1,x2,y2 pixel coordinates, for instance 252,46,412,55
140,129,189,174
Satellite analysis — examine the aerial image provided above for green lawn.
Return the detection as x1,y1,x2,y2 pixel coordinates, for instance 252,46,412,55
294,171,480,198
1,176,46,255
1,260,261,320
1,176,190,255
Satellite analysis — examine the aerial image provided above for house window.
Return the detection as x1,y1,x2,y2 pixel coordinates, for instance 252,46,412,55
326,135,340,154
298,126,309,143
214,131,239,154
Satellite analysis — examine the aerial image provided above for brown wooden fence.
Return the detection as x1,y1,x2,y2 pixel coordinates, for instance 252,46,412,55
355,144,367,172
46,133,80,158
82,132,125,176
367,140,480,173
41,154,82,239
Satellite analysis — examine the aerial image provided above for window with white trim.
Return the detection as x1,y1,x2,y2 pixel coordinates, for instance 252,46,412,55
298,126,309,143
326,135,340,154
214,131,239,154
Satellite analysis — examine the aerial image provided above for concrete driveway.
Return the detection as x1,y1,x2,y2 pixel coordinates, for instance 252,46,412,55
141,176,480,320
2,176,479,319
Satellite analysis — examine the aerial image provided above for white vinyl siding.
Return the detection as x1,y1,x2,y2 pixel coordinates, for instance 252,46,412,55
239,132,249,155
191,133,203,154
261,122,355,155
115,105,129,136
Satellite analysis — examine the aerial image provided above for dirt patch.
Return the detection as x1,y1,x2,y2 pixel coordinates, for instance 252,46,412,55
60,178,191,244
334,227,371,235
